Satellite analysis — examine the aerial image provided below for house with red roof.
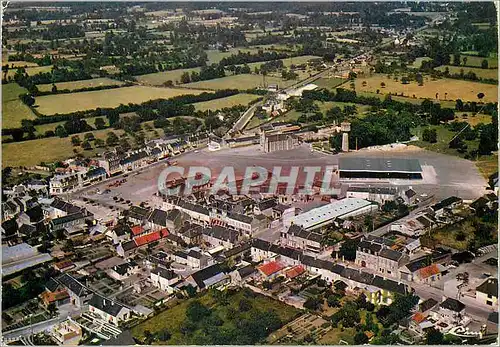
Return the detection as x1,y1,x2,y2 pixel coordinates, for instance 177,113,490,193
257,261,285,278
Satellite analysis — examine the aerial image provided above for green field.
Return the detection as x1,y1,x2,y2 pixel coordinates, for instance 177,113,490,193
34,86,210,115
135,67,202,86
193,93,260,111
2,83,37,129
131,289,299,345
206,48,259,64
435,65,498,80
2,61,39,68
37,78,126,92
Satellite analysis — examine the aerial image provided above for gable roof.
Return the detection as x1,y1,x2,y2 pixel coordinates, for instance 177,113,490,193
152,267,177,280
89,294,128,317
148,209,169,227
476,278,498,297
134,231,161,246
258,261,284,276
50,199,82,214
440,298,465,312
419,298,438,312
189,264,224,289
56,273,89,297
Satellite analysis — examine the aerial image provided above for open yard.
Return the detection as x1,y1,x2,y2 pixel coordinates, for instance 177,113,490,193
34,86,210,115
131,289,300,345
314,77,347,90
344,74,498,103
435,65,498,80
410,56,433,69
2,60,39,68
456,54,498,69
37,77,126,92
2,83,37,129
193,93,260,111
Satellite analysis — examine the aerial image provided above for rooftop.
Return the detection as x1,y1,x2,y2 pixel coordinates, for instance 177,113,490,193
339,157,422,173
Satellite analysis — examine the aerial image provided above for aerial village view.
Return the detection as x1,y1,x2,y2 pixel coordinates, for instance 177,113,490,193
0,1,499,346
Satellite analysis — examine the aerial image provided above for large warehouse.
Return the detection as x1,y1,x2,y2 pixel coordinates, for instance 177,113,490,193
338,157,423,180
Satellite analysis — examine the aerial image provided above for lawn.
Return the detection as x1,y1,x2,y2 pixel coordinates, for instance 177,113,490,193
2,83,38,129
435,65,498,80
34,86,210,115
183,74,292,90
205,48,259,64
318,327,356,345
37,78,126,92
454,112,492,127
344,74,498,103
131,289,299,345
193,93,260,111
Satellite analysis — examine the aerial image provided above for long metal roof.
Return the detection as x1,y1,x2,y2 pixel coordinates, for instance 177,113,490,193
339,157,422,173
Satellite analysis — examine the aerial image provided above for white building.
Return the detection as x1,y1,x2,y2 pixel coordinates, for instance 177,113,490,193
288,198,376,230
150,267,180,294
88,295,131,326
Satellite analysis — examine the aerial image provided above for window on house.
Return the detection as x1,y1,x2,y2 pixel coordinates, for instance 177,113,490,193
487,301,493,306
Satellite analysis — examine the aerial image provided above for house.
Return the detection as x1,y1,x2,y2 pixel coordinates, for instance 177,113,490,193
364,275,411,306
49,199,82,218
414,264,446,284
202,225,240,249
18,205,45,228
107,261,140,281
144,251,170,269
402,187,417,205
40,289,70,308
272,203,292,220
150,267,180,294
257,261,285,279
127,206,152,225
50,211,92,232
106,224,131,244
260,132,299,153
148,208,184,232
186,249,211,269
281,224,324,253
99,151,123,176
116,240,138,258
229,264,256,285
434,297,467,326
88,294,131,326
476,277,498,307
54,273,92,307
355,236,408,278
429,196,463,218
254,198,277,216
346,186,398,204
177,222,203,245
185,263,229,291
400,250,451,283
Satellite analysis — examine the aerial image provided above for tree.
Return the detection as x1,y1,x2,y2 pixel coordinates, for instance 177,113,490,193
47,302,58,316
94,138,105,148
106,132,119,146
425,328,444,345
477,92,485,100
304,297,322,311
186,300,211,322
180,72,191,84
364,215,374,232
238,299,252,312
380,82,386,88
20,93,35,107
463,56,467,66
81,141,92,150
415,73,423,86
338,238,359,261
51,84,57,93
401,76,409,84
94,117,106,130
327,294,341,307
453,54,461,66
84,132,95,142
422,128,437,143
71,135,81,146
481,59,489,69
354,331,369,345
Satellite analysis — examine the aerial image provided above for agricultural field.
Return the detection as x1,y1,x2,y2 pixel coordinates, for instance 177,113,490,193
135,67,201,86
3,65,53,78
2,83,38,129
314,77,348,90
205,48,259,64
435,65,498,80
183,74,291,90
344,74,498,103
34,86,210,115
34,116,110,135
37,77,126,92
454,112,493,127
409,56,432,69
193,93,261,111
454,54,498,68
131,289,299,345
2,61,39,68
2,128,124,167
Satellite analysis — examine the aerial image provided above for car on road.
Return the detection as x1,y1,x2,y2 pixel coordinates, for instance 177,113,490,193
113,197,118,201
